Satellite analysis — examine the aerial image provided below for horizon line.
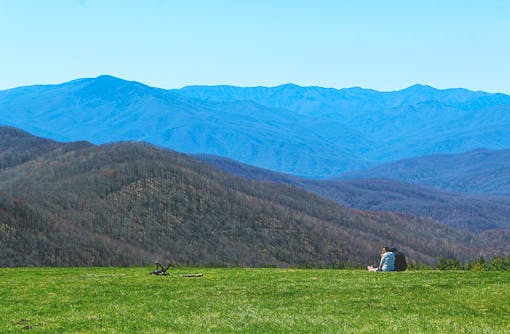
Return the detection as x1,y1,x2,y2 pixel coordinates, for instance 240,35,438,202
0,74,506,95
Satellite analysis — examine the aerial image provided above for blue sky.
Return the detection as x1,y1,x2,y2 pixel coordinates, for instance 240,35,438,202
1,0,509,93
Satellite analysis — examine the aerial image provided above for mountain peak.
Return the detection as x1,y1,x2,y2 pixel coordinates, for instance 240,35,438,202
73,75,159,97
87,74,135,86
400,84,438,93
60,74,128,86
275,83,303,89
94,74,125,82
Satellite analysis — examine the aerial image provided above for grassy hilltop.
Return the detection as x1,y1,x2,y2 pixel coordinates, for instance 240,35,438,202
1,267,509,333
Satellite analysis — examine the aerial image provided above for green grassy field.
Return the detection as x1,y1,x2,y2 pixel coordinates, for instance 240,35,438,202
1,267,509,333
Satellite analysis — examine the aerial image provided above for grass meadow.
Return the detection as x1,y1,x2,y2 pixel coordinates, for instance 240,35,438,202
1,267,509,333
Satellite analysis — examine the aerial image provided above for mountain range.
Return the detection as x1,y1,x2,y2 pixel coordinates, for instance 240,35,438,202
2,75,510,177
1,127,506,267
2,75,510,266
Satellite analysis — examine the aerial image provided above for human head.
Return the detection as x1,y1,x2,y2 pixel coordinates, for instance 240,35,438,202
381,246,391,254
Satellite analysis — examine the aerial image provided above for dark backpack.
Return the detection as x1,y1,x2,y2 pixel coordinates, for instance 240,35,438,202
390,248,407,271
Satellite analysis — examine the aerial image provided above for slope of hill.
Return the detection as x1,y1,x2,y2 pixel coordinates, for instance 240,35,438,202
0,127,502,267
2,76,510,177
340,148,510,196
0,126,85,170
196,154,510,232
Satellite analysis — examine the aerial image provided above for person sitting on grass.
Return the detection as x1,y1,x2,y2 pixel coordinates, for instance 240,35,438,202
367,246,395,272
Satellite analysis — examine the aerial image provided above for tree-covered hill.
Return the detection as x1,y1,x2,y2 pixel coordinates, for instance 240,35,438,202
340,148,510,196
0,126,91,170
0,127,500,267
196,154,510,232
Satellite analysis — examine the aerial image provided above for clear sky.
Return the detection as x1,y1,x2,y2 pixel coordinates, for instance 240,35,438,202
1,0,509,93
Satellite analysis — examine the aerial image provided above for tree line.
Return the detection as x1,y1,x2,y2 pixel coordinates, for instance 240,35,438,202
435,256,510,271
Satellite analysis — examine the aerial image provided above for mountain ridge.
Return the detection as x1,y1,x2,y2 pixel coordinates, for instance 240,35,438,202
195,152,510,232
2,75,510,177
340,148,510,196
5,76,499,95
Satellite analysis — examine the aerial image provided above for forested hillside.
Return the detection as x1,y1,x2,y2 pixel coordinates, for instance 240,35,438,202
340,148,510,196
0,127,502,267
0,126,83,169
196,154,510,232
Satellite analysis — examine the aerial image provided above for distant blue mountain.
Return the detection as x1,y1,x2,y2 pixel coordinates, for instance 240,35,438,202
1,75,510,177
178,83,510,163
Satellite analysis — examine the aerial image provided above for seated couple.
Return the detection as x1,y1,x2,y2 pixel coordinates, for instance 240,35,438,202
367,246,395,272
